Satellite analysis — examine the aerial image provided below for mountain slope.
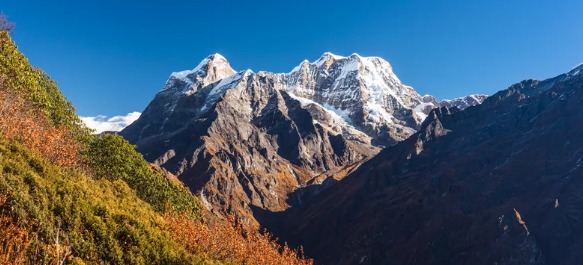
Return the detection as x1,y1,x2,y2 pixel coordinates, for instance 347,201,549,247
121,52,490,228
0,30,208,264
121,54,380,227
0,30,312,264
279,65,583,265
0,31,87,136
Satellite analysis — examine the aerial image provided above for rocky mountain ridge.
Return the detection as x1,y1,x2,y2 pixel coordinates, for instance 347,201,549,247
121,53,383,226
276,64,583,265
150,52,486,144
438,94,488,109
120,52,487,227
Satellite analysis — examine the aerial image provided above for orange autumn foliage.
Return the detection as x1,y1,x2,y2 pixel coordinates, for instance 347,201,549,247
0,195,31,265
0,216,30,265
165,214,313,265
0,88,83,169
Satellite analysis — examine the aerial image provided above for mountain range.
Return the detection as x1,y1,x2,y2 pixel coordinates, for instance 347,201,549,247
6,11,583,264
120,53,485,228
119,52,583,265
277,63,583,265
0,30,313,264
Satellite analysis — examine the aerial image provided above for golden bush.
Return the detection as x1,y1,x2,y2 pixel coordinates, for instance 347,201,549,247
0,88,83,169
0,194,31,264
166,214,313,265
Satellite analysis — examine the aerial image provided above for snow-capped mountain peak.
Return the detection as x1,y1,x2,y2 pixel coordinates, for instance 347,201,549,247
280,52,427,145
120,52,491,230
151,52,489,146
164,53,235,91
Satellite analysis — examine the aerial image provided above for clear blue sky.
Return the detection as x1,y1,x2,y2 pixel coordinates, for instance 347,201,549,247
3,0,583,117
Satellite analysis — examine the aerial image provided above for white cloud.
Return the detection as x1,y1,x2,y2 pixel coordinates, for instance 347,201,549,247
80,112,141,134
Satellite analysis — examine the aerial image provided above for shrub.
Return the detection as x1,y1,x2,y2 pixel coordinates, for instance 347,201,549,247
0,31,90,139
0,140,207,264
0,195,31,264
87,134,202,217
0,89,84,169
166,214,313,265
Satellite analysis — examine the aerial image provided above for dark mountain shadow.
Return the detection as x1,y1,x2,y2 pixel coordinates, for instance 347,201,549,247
266,70,583,265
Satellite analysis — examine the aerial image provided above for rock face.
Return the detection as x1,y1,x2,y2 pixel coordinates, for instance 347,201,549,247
121,53,382,226
278,65,583,265
120,52,488,227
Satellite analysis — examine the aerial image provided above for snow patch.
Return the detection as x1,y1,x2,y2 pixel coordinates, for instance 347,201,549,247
414,102,434,121
170,58,210,80
322,103,353,124
337,59,360,80
367,103,394,123
288,93,353,125
200,70,252,112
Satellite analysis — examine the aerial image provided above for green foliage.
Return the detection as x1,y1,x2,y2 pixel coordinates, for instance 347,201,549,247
0,28,215,264
0,30,199,218
0,31,199,218
0,31,91,141
0,140,214,264
87,134,202,218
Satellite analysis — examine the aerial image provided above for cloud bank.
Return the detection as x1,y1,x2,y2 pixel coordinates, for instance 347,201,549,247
80,112,141,134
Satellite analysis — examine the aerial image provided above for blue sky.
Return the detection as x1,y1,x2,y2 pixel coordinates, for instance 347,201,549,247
3,0,583,117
